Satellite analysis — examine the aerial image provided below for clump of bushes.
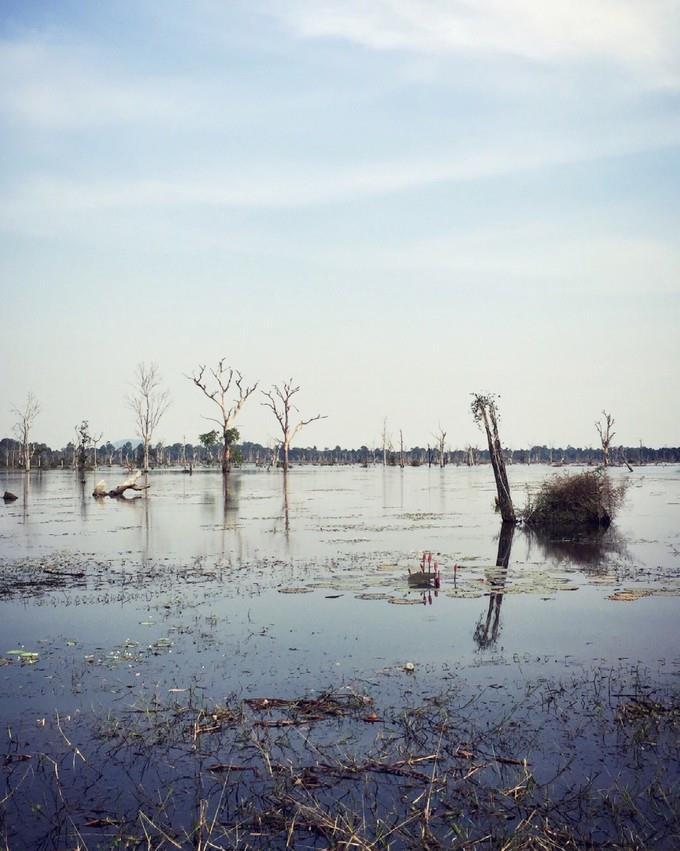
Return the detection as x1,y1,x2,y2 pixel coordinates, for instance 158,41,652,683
522,470,627,534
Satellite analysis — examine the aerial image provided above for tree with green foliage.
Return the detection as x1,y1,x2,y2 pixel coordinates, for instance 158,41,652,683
199,429,219,463
75,420,91,472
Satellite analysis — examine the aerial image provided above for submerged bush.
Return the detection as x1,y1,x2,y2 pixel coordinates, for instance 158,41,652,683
522,469,627,534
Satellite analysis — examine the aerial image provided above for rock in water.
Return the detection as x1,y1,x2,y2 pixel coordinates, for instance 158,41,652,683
2,491,18,502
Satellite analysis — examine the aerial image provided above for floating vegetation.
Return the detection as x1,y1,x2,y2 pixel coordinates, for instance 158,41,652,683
277,586,314,594
609,588,652,602
5,649,39,664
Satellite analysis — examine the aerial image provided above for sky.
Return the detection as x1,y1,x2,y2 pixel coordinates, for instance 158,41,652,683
1,0,679,452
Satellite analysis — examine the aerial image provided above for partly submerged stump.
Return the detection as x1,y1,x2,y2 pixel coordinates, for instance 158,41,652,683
2,491,18,502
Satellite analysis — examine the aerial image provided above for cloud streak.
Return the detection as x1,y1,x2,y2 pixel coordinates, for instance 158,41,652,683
277,0,680,88
2,121,679,230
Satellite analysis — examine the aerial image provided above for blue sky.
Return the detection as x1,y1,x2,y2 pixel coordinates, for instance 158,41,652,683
1,1,679,450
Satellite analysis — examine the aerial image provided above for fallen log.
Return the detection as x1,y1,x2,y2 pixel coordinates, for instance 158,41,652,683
93,471,150,498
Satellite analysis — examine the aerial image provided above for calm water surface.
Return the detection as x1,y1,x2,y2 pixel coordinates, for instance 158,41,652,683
1,464,678,686
1,464,679,848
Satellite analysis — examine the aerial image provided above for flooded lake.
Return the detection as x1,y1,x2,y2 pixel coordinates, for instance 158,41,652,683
1,465,679,848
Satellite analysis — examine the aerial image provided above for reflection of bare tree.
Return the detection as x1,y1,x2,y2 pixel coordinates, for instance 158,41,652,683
525,527,629,571
222,474,241,526
79,478,89,521
282,474,290,535
142,489,150,567
474,522,514,649
22,475,30,522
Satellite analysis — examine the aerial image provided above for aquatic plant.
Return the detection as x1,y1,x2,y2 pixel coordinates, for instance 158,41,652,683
522,469,627,533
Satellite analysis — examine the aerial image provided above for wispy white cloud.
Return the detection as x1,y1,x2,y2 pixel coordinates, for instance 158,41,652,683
362,225,680,295
276,0,680,88
0,40,196,128
2,114,679,230
0,36,344,130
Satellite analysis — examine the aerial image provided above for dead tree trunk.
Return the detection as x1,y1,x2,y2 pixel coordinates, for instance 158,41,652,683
595,411,615,468
261,380,325,473
381,418,389,467
433,426,447,468
12,393,40,473
471,394,515,524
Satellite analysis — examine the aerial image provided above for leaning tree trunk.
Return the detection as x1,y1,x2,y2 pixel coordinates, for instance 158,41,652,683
481,410,515,524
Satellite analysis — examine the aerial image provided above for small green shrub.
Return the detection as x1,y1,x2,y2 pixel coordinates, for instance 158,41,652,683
522,470,627,534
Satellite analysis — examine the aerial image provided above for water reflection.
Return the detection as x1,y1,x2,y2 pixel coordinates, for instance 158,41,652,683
525,527,629,569
474,522,514,650
223,474,241,527
79,478,89,521
410,588,439,606
282,474,289,535
142,488,150,566
22,474,30,521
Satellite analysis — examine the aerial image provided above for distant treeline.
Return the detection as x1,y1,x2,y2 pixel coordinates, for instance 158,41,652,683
1,437,678,469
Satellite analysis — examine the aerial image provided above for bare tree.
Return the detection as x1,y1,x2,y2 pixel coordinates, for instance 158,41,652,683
433,425,447,468
188,359,258,475
261,379,326,472
471,393,515,524
380,418,390,466
464,445,478,466
128,363,170,473
11,392,40,472
595,410,615,468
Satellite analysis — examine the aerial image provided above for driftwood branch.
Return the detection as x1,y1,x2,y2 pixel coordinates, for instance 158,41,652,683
93,471,150,498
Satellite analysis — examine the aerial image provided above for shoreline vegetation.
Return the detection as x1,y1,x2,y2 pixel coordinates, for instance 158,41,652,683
2,446,679,472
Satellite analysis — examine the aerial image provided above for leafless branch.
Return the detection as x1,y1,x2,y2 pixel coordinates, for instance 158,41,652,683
261,379,326,471
187,359,258,473
128,362,170,472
